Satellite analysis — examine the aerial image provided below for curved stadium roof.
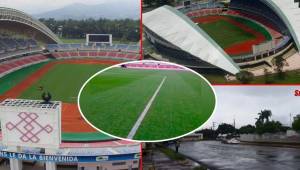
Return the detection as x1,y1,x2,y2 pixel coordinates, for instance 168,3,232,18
0,7,61,44
143,5,241,74
261,0,300,52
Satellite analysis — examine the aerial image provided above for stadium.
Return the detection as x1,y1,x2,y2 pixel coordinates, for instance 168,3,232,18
0,6,141,170
143,0,300,83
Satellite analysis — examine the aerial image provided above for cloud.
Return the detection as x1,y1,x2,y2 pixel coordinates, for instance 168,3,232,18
202,86,300,129
0,0,138,14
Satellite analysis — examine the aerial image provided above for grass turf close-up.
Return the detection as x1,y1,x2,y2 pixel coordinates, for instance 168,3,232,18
79,67,216,141
134,71,215,140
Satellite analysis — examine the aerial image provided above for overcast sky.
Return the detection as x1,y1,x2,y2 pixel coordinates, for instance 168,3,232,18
202,86,300,129
0,0,138,14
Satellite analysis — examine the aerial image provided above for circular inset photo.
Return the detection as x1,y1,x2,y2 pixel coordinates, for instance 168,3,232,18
78,60,216,142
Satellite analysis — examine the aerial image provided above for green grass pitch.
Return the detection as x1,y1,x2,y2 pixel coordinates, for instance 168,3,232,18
198,16,271,48
20,63,108,103
199,19,255,48
228,16,272,41
79,68,216,140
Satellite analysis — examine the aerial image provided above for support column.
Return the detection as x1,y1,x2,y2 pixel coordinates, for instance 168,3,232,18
8,146,22,170
45,149,57,170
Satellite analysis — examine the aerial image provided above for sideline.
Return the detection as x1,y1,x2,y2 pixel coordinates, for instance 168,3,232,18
127,76,167,139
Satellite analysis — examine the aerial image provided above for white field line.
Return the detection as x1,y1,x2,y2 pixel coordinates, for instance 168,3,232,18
127,76,167,139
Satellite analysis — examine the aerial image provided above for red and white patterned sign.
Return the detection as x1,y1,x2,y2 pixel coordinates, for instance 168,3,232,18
0,99,61,149
6,112,54,143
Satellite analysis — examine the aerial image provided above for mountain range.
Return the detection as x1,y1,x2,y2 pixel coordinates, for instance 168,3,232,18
34,1,140,20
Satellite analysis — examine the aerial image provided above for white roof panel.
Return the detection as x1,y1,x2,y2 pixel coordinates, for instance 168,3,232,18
262,0,300,52
143,5,240,74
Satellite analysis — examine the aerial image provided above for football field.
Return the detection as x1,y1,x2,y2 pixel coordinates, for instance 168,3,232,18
0,60,114,142
79,67,216,141
20,63,108,103
199,19,255,48
196,15,272,55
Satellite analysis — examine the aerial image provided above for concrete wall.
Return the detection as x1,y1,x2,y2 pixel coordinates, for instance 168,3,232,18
239,130,300,143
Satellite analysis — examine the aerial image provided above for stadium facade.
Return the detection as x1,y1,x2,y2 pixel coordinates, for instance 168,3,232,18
0,6,141,170
0,99,141,170
0,7,61,44
143,0,300,74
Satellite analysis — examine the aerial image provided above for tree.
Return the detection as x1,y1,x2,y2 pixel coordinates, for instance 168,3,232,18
256,121,283,134
275,56,285,72
275,56,286,79
255,111,264,127
197,129,217,139
155,0,173,6
292,115,300,131
260,110,272,123
263,68,273,84
39,18,140,42
239,125,256,134
143,0,154,7
216,123,236,135
236,71,254,84
256,110,272,124
254,110,285,134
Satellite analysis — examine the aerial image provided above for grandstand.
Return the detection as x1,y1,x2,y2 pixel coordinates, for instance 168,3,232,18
0,42,140,78
0,38,140,78
123,62,185,70
0,54,48,76
0,6,141,170
0,6,140,78
46,43,140,64
0,36,37,53
47,43,139,53
143,0,300,79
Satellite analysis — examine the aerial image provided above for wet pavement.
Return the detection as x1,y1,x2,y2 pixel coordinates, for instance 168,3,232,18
143,148,198,170
176,141,300,170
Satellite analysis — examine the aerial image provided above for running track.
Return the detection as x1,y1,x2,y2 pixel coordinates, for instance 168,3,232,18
0,59,121,133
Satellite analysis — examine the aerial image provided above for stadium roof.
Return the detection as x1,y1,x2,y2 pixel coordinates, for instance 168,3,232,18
0,7,61,44
143,5,241,74
261,0,300,52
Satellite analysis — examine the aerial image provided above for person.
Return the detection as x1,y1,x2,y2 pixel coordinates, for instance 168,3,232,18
38,85,44,91
175,140,181,153
41,91,52,104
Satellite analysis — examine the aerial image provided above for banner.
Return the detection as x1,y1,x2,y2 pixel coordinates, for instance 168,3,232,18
0,151,140,163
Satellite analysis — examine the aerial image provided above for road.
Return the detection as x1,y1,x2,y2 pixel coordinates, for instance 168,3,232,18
177,141,300,170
